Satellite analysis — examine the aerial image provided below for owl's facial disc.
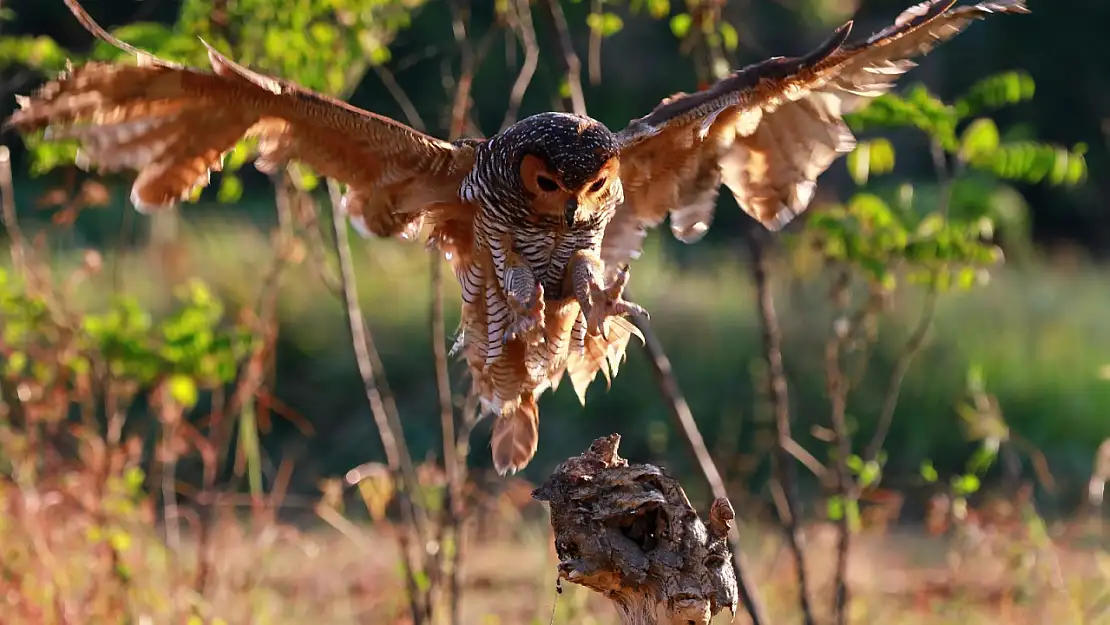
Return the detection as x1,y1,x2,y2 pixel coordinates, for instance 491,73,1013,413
519,153,619,228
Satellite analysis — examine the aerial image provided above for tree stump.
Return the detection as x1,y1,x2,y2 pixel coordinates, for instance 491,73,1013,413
532,434,739,625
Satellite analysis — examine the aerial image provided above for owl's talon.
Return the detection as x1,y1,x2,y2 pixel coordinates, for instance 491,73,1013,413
504,282,546,345
579,280,647,341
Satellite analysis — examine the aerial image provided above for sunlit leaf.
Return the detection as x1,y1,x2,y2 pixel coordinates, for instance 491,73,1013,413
167,374,199,409
955,71,1036,119
920,460,939,483
670,13,693,38
217,174,244,204
958,118,1000,163
847,139,897,185
952,474,981,496
719,22,739,51
587,12,625,37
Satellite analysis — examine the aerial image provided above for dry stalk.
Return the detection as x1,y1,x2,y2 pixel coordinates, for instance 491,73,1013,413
747,228,816,625
500,0,540,131
543,0,587,117
0,146,26,276
326,177,433,623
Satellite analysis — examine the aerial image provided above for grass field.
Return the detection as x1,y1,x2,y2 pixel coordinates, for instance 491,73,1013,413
5,480,1110,625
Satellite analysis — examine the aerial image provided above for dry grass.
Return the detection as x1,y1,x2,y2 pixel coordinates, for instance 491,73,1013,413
3,460,1110,625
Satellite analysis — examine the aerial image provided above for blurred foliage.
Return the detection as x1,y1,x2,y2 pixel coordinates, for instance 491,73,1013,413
804,71,1085,295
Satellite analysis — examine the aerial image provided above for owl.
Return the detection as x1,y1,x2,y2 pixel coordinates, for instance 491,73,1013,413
6,0,1028,474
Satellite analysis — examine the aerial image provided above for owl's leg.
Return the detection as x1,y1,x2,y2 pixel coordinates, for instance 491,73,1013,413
568,249,648,340
501,241,546,345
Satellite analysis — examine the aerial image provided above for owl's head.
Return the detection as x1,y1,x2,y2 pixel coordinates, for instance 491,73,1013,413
504,112,622,228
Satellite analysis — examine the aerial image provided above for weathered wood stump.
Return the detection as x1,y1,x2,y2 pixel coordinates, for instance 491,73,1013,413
532,434,739,625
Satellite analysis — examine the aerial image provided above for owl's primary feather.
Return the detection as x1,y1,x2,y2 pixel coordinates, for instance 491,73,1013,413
5,0,1027,474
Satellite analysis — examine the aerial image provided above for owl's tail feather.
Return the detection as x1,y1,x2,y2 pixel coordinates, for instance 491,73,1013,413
490,395,539,475
565,316,644,406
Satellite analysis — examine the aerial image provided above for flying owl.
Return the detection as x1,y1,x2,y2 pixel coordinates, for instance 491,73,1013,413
6,0,1028,474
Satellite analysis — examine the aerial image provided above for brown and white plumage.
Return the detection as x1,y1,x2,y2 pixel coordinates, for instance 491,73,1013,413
5,0,1028,474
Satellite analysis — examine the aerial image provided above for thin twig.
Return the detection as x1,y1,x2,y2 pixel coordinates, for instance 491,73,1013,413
500,0,540,131
430,251,464,624
372,64,427,132
747,229,816,625
631,316,769,625
587,0,602,85
863,140,958,462
0,146,26,277
824,270,854,625
544,0,587,116
326,178,433,623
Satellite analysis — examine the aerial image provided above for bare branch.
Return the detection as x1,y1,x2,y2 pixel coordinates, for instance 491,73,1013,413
587,0,602,85
824,270,855,625
372,64,427,132
747,229,816,625
326,178,433,622
544,0,587,116
864,140,958,462
500,0,540,131
0,146,26,277
631,316,769,625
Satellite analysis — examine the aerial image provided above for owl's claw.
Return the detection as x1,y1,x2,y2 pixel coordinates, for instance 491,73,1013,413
578,267,648,341
504,282,546,345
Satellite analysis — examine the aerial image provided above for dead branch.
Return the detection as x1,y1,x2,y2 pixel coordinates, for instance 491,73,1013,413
588,0,603,84
543,0,587,116
326,178,433,623
533,434,738,625
824,270,855,625
0,146,26,276
864,140,956,462
747,228,816,625
631,317,768,625
500,0,540,131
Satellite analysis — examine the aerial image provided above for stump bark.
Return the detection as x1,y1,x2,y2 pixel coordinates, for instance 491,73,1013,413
532,434,739,625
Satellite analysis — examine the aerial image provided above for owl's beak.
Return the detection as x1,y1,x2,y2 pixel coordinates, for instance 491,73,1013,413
564,198,578,228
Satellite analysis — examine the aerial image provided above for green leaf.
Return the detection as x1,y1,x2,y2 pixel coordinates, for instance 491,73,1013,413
958,118,1000,163
108,529,132,553
719,22,739,51
859,460,882,488
847,139,896,185
955,71,1036,119
670,13,693,39
952,473,981,496
920,460,939,483
827,495,845,521
4,351,27,377
846,454,864,474
586,12,624,37
124,466,146,492
0,36,69,71
646,0,671,19
217,174,244,204
167,374,199,409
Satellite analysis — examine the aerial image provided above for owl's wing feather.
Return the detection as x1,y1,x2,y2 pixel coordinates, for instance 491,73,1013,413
605,0,1028,270
5,0,476,238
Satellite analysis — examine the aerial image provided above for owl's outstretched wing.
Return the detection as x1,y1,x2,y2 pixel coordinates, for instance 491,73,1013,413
602,0,1028,271
4,0,476,239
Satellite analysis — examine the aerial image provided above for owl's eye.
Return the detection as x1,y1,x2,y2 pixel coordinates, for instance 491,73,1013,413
536,175,559,192
588,177,606,193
